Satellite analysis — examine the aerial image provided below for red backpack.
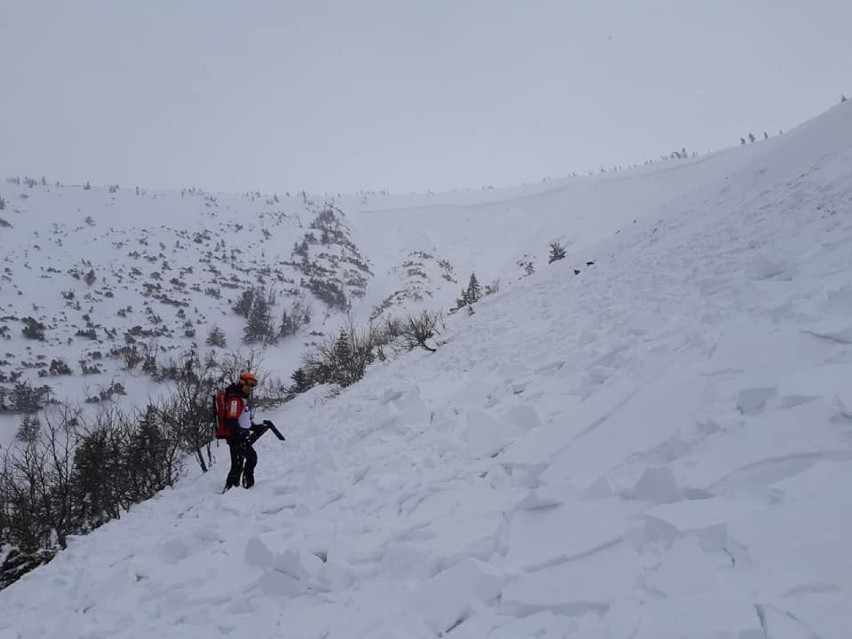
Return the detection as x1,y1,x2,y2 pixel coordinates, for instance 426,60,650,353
214,390,245,439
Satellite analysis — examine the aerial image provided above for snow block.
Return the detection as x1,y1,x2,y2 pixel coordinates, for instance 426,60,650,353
515,487,564,511
736,386,776,414
643,496,762,534
645,536,731,595
412,558,505,634
630,595,768,638
744,253,795,281
805,320,852,344
451,610,577,639
257,547,327,597
159,538,190,564
583,476,614,500
629,465,679,503
823,284,852,314
272,547,325,582
500,426,567,467
244,536,274,568
380,543,434,580
627,515,678,552
506,498,641,571
386,387,431,425
696,524,727,553
379,388,406,405
465,410,513,458
322,559,354,592
779,363,852,406
500,404,541,433
509,463,549,489
502,540,642,617
451,377,499,409
484,462,511,489
258,569,305,598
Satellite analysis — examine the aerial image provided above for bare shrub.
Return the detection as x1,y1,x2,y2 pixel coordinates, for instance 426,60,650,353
147,351,226,472
399,310,442,353
279,300,312,339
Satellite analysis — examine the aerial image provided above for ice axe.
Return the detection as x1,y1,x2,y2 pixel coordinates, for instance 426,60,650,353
248,420,286,445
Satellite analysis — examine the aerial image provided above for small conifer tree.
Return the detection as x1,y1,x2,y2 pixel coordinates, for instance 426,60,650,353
333,330,352,386
289,367,312,394
465,273,482,305
22,317,46,341
232,287,256,318
15,414,41,443
205,326,227,348
454,272,483,310
243,294,275,344
548,241,567,264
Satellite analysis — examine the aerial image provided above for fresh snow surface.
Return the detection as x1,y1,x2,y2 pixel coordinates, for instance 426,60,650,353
3,103,852,637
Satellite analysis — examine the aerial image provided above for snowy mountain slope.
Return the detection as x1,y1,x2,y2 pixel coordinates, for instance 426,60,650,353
2,102,852,637
0,189,368,445
0,138,747,444
343,109,842,314
0,109,823,426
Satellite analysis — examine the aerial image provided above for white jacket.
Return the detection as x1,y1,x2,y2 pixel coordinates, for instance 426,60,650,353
237,401,252,430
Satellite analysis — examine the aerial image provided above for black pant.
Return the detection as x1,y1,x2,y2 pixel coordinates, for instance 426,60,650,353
225,437,257,488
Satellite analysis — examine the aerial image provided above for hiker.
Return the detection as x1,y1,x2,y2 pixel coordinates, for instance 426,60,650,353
221,371,261,490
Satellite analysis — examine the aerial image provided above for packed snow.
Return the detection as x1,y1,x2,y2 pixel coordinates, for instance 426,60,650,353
2,102,852,637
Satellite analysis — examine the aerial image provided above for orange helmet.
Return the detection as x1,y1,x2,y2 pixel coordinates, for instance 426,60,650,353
238,371,258,388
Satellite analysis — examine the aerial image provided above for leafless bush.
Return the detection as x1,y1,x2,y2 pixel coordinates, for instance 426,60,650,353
114,344,142,370
0,397,190,590
289,311,443,399
120,405,184,501
399,310,442,353
0,403,79,555
300,320,376,388
219,348,266,383
373,311,442,356
148,352,226,472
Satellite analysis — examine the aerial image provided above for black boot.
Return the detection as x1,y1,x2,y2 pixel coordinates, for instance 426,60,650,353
226,438,246,492
242,445,257,488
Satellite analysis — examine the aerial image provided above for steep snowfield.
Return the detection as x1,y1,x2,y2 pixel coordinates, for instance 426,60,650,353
2,102,852,638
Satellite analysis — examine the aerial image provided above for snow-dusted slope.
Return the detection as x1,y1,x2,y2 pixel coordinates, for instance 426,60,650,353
344,106,845,315
3,102,852,638
0,188,377,446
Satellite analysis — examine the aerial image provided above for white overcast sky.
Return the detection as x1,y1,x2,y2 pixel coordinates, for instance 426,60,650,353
1,1,850,195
